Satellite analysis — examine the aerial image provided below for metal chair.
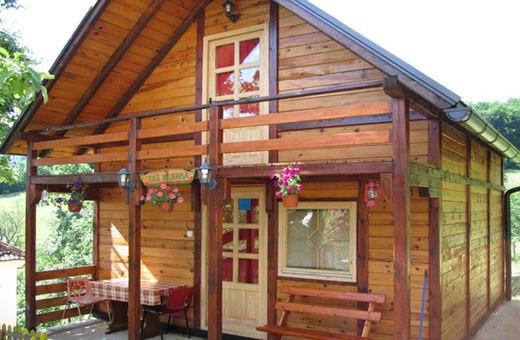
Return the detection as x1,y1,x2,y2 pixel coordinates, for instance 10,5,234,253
141,286,194,339
61,278,111,324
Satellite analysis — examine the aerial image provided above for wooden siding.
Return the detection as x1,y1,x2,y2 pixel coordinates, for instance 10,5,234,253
440,124,505,339
277,8,386,112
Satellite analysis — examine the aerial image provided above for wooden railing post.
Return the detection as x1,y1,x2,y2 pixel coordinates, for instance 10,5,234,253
25,141,38,330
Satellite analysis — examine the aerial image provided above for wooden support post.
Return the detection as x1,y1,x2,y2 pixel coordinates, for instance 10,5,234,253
207,106,223,340
127,118,142,340
391,96,411,339
266,180,278,329
357,179,369,336
428,119,442,340
268,1,279,164
25,141,38,330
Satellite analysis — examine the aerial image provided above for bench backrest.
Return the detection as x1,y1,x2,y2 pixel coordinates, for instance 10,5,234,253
276,286,386,337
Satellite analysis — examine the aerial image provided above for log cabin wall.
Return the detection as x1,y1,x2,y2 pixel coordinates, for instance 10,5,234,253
440,124,505,339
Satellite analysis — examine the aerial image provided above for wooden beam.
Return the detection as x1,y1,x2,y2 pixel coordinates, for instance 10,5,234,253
218,161,393,179
39,0,166,158
266,179,278,328
207,107,223,340
357,179,369,336
127,118,142,340
269,0,279,163
90,0,213,138
427,119,442,340
391,97,411,339
220,130,390,154
31,173,117,185
221,102,389,129
25,141,38,330
193,12,204,329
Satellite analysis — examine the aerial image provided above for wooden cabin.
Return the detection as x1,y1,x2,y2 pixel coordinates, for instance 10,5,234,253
1,0,518,339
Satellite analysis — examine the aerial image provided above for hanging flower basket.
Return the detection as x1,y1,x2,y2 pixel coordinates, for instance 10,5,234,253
282,194,299,208
270,165,303,208
67,202,83,212
142,182,184,213
158,202,174,213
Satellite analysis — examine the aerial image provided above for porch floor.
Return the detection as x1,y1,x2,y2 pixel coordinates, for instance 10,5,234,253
45,318,203,340
472,301,520,340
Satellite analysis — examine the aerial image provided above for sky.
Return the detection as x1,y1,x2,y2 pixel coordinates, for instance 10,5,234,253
1,0,519,103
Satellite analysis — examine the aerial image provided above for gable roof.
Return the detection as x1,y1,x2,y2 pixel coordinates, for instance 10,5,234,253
1,0,518,164
0,240,25,262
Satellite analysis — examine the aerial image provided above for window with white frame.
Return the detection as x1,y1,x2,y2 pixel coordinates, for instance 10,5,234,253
278,202,357,282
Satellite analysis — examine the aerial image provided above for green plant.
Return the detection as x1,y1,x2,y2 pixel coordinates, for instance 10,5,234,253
55,180,88,207
142,182,184,205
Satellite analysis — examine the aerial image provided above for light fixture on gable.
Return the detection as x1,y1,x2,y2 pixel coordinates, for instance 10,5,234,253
223,0,240,23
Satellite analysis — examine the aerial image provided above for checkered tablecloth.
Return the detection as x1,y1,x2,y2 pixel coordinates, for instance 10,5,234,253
90,279,185,306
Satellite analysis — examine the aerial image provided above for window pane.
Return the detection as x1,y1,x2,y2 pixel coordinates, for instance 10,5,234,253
223,200,233,223
238,198,259,223
223,105,235,119
223,257,233,282
216,43,234,68
216,72,234,96
238,259,258,284
239,102,259,117
239,67,259,93
238,229,259,254
286,208,351,272
223,227,233,251
239,38,260,64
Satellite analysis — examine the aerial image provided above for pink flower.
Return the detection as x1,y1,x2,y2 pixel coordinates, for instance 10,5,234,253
173,188,179,193
140,195,144,201
275,191,282,198
168,193,175,199
146,195,152,201
160,183,167,190
177,197,184,203
157,192,163,197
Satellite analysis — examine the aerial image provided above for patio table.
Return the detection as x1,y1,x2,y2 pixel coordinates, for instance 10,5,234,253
90,279,185,337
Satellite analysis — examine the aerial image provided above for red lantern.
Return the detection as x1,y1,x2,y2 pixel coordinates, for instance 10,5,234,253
364,181,380,207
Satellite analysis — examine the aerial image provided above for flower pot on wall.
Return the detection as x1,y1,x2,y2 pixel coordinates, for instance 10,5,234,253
68,202,82,212
282,195,299,208
159,202,174,213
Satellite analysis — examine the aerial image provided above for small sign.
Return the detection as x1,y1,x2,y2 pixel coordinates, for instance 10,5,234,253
140,168,196,187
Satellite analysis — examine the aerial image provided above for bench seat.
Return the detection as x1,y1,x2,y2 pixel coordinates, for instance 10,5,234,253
256,325,366,340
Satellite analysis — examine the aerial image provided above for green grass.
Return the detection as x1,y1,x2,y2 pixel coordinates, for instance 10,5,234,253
0,191,59,245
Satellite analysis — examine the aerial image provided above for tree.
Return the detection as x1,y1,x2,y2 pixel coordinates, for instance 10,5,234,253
470,98,520,169
0,0,53,183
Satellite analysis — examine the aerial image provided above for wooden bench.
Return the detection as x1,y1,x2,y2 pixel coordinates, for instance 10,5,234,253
256,286,385,339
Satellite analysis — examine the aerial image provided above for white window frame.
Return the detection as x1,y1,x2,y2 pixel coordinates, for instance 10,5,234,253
278,201,357,282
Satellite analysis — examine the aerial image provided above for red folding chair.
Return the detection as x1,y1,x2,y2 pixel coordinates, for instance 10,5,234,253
61,278,111,325
141,286,194,339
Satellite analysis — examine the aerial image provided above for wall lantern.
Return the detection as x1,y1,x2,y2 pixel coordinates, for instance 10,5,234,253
117,167,135,192
40,188,49,206
197,162,217,190
223,0,240,23
364,181,380,207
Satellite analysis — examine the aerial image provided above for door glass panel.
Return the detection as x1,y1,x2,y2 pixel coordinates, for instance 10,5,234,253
223,257,233,282
239,229,259,254
216,43,234,68
239,67,259,93
216,72,234,96
223,200,234,223
238,259,258,284
238,198,259,224
239,38,260,64
239,102,259,117
223,227,234,251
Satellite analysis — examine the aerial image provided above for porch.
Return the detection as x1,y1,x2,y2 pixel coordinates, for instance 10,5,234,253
45,318,203,340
